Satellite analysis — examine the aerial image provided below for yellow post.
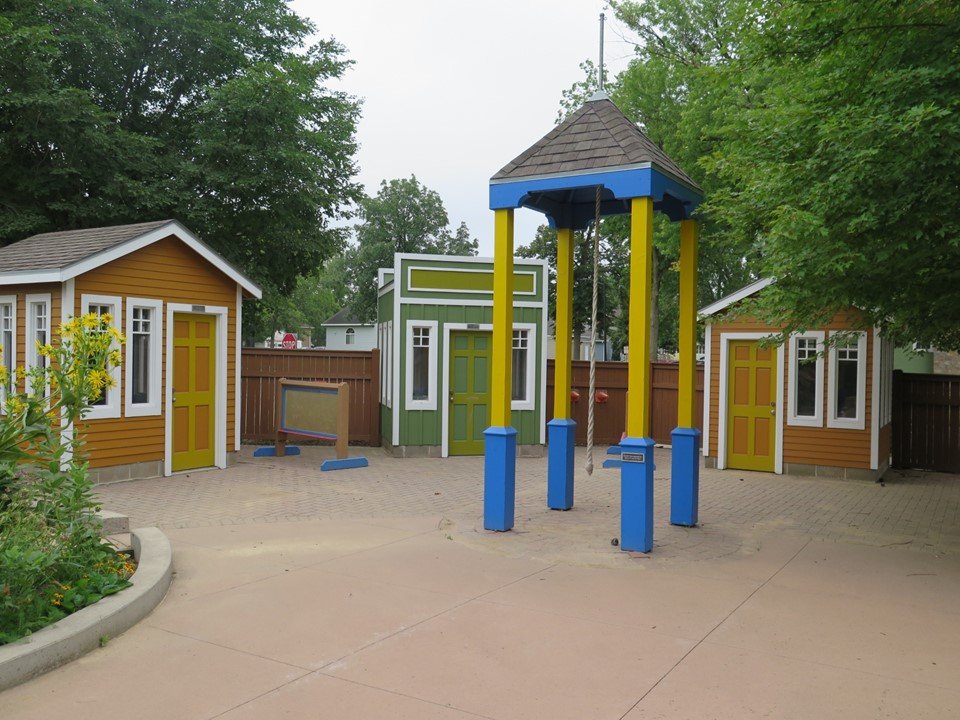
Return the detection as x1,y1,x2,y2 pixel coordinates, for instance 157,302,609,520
627,197,654,437
677,219,699,428
490,208,514,427
553,227,574,420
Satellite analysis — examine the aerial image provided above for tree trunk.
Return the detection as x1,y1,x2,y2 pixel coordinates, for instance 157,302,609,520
573,331,583,361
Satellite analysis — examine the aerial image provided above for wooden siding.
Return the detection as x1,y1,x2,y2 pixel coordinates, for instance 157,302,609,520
396,303,544,448
707,311,874,470
73,235,239,468
240,348,380,446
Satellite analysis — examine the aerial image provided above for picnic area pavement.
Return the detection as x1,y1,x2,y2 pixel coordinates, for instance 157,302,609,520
3,446,959,719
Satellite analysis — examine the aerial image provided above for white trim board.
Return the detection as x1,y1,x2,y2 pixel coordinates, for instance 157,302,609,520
0,221,262,298
235,285,242,452
870,328,880,470
699,278,775,318
702,323,711,456
164,303,229,477
716,332,784,474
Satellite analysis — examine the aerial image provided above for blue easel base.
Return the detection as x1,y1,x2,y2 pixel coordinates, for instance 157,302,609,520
253,446,301,457
602,458,622,469
606,446,623,456
321,457,369,471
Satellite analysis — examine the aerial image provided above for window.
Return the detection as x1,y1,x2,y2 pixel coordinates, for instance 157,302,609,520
512,330,528,402
0,297,15,398
411,327,430,400
510,325,537,411
788,332,824,427
827,331,867,429
81,294,122,419
25,294,51,396
405,320,437,410
125,298,163,416
345,327,355,346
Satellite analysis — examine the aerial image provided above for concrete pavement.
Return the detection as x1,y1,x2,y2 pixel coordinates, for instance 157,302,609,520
2,447,958,719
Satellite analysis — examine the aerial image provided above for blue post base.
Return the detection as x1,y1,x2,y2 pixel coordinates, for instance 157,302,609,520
619,437,655,552
547,419,576,510
321,456,369,471
253,446,301,457
484,426,517,531
670,428,701,527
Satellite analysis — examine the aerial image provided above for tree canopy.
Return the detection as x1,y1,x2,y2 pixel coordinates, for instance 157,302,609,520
611,0,960,349
346,176,478,321
0,0,361,334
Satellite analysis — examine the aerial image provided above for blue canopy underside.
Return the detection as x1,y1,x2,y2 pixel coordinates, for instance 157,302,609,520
489,166,703,228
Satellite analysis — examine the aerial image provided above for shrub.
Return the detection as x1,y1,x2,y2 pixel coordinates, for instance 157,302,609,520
0,313,133,644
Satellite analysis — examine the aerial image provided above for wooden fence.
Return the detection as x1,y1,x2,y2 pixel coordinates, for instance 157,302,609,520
545,360,704,446
892,371,960,472
240,351,700,449
240,348,380,446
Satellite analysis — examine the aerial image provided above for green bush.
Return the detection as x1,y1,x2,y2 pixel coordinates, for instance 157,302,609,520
0,313,133,645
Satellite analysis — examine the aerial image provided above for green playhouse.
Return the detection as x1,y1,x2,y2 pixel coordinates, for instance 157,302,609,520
376,253,548,458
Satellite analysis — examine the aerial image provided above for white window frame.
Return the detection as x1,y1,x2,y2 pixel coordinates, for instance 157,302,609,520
25,293,52,397
405,319,438,410
0,295,16,403
81,293,122,420
510,324,537,411
827,330,867,430
787,331,824,427
345,327,356,346
125,297,163,417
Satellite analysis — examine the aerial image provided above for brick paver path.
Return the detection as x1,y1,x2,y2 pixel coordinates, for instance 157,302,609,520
97,445,960,565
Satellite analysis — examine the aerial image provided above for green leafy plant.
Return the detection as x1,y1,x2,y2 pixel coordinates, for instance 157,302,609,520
0,313,134,645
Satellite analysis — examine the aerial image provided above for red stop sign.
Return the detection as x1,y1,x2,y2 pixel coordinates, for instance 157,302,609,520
281,332,297,350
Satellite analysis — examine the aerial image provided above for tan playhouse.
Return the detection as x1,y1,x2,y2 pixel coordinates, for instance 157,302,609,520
700,278,894,481
0,220,261,481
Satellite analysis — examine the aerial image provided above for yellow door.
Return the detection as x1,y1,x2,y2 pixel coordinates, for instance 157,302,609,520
172,313,216,471
727,340,777,472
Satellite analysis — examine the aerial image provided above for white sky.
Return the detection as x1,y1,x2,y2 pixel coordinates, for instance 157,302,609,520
292,0,634,256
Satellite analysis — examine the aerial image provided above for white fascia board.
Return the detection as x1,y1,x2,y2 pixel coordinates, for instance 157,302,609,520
0,220,263,299
699,278,775,318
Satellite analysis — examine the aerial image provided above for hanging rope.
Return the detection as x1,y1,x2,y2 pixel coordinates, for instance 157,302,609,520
585,185,601,476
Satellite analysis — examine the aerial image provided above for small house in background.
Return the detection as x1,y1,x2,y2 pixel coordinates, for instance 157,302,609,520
376,254,548,457
0,220,261,481
321,308,376,351
700,278,894,481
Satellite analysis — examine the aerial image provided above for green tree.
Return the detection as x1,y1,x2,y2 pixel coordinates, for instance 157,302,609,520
348,176,478,321
0,0,361,336
700,0,960,350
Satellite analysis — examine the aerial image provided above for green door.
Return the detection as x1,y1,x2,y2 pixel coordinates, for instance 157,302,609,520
449,331,491,455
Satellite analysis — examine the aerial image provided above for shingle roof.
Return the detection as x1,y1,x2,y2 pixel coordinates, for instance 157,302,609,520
322,307,369,326
0,220,174,272
492,94,699,190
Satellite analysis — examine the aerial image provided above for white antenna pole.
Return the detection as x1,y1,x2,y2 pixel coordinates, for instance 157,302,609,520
599,12,605,91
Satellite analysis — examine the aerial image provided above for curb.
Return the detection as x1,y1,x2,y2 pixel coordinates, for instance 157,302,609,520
0,527,172,692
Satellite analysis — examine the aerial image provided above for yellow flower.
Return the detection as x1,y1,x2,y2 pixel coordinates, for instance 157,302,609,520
52,592,64,606
15,366,26,384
